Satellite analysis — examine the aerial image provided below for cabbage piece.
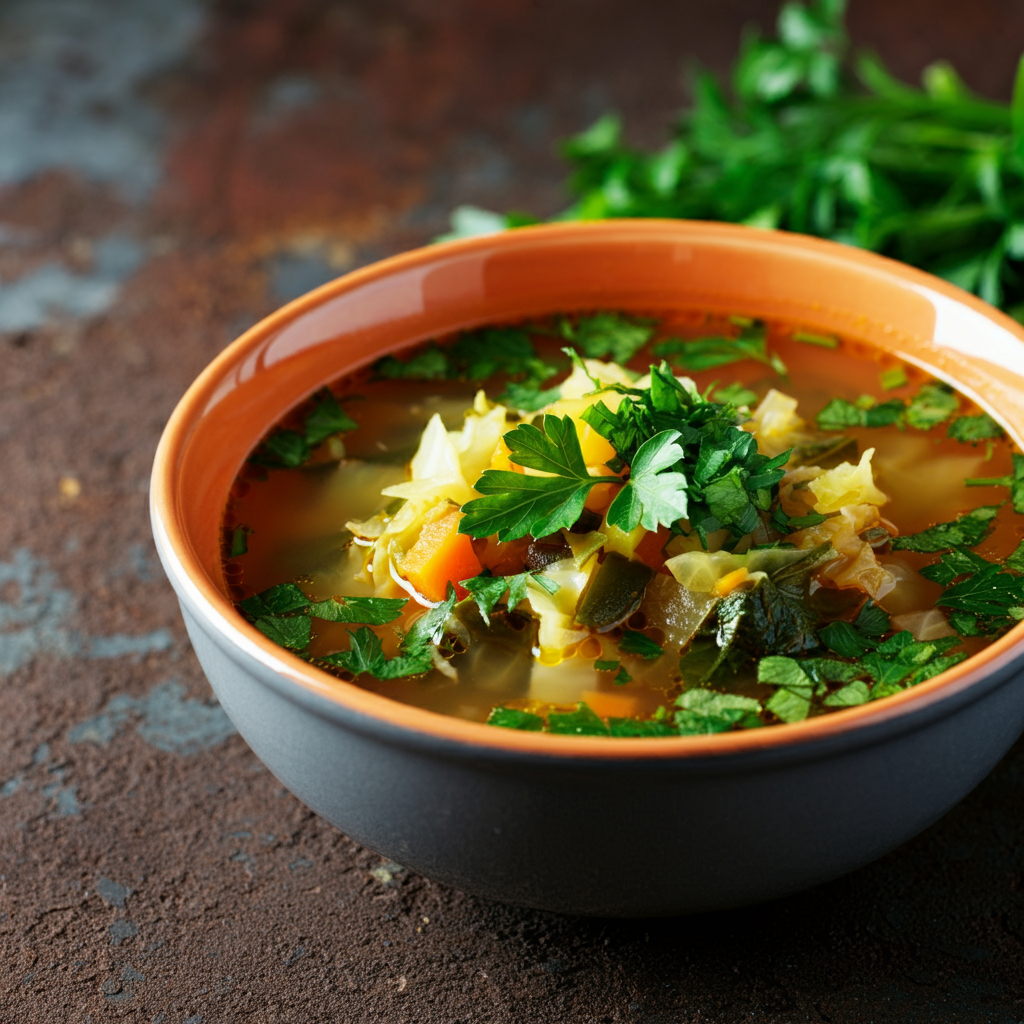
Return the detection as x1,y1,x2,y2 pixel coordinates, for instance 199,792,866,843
665,547,811,594
381,413,475,505
789,504,897,599
743,388,806,458
526,556,596,659
808,448,888,513
639,574,719,653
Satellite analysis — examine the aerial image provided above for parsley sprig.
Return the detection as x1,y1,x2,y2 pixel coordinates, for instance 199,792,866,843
442,0,1024,321
458,415,621,541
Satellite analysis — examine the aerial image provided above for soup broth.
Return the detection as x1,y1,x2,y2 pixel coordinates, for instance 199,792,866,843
223,311,1024,737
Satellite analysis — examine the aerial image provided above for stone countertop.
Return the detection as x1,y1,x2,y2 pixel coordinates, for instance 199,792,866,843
2,1,1023,1021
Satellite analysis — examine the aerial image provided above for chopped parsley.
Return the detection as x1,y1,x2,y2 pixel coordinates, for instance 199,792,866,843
815,381,960,433
891,504,1001,553
250,390,357,469
559,311,655,364
459,570,558,624
617,631,665,660
948,414,1004,444
965,453,1024,513
653,321,786,375
458,416,621,541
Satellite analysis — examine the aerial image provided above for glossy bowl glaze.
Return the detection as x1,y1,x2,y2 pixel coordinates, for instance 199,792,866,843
151,221,1024,916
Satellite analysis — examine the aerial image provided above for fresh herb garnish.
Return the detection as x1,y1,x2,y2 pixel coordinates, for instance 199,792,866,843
879,367,908,391
487,706,544,731
441,0,1024,318
250,390,357,469
559,311,655,363
458,416,620,541
617,631,665,660
653,321,787,376
891,504,1001,552
580,362,791,542
965,453,1024,512
919,548,1024,636
377,326,557,384
674,689,762,735
228,525,250,557
948,414,1005,444
594,659,632,686
459,569,559,624
604,430,689,533
712,382,758,407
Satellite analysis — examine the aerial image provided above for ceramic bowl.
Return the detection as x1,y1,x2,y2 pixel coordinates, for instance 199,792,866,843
151,220,1024,917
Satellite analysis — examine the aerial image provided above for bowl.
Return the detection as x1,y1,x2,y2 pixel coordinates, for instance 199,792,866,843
151,220,1024,917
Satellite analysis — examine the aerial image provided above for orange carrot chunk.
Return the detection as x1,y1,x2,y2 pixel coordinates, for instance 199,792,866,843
401,506,482,602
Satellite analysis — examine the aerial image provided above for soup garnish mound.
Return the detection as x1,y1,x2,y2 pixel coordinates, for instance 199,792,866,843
223,311,1024,737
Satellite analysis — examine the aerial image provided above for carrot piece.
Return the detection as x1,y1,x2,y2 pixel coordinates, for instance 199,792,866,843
713,567,751,597
580,690,640,719
634,526,672,572
401,507,482,602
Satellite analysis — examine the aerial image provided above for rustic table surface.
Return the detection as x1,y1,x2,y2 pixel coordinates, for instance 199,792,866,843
3,1,1024,1021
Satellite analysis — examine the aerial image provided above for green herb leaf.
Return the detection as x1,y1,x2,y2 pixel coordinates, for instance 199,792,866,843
561,312,655,363
905,382,958,429
618,631,665,660
964,453,1024,513
948,414,1004,443
712,382,759,407
460,570,550,624
228,525,250,558
252,614,311,650
819,620,881,657
547,702,610,736
891,504,1001,552
307,596,408,625
605,430,689,532
674,688,762,735
459,417,619,540
304,391,358,446
487,707,544,731
879,367,908,390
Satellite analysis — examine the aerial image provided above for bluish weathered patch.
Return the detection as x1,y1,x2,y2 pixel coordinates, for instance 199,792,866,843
69,679,236,755
0,235,145,332
0,0,203,199
0,548,76,674
96,876,132,909
269,250,339,302
1,775,23,797
109,919,139,946
0,548,177,675
41,780,83,816
85,629,172,659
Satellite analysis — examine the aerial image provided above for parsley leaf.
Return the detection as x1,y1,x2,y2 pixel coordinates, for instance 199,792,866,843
759,656,814,723
459,570,556,624
250,389,357,468
674,688,762,735
618,631,665,660
306,596,407,624
560,311,655,363
905,382,958,429
547,702,610,736
653,322,786,375
891,504,1001,552
948,414,1004,443
487,707,544,731
252,614,312,651
595,659,633,685
459,416,619,540
712,382,758,407
819,620,881,657
605,430,689,532
965,453,1024,513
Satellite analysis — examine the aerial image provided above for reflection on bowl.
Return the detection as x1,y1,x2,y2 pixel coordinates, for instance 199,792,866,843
151,221,1024,916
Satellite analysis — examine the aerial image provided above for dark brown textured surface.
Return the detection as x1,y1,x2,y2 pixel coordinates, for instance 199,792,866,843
2,1,1024,1020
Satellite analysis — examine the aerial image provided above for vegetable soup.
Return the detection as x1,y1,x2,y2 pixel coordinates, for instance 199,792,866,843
222,312,1024,737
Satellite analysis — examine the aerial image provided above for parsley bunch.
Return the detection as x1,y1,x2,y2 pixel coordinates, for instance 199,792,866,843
444,0,1024,320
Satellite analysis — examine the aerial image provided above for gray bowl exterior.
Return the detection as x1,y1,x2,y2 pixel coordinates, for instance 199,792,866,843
170,575,1024,918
